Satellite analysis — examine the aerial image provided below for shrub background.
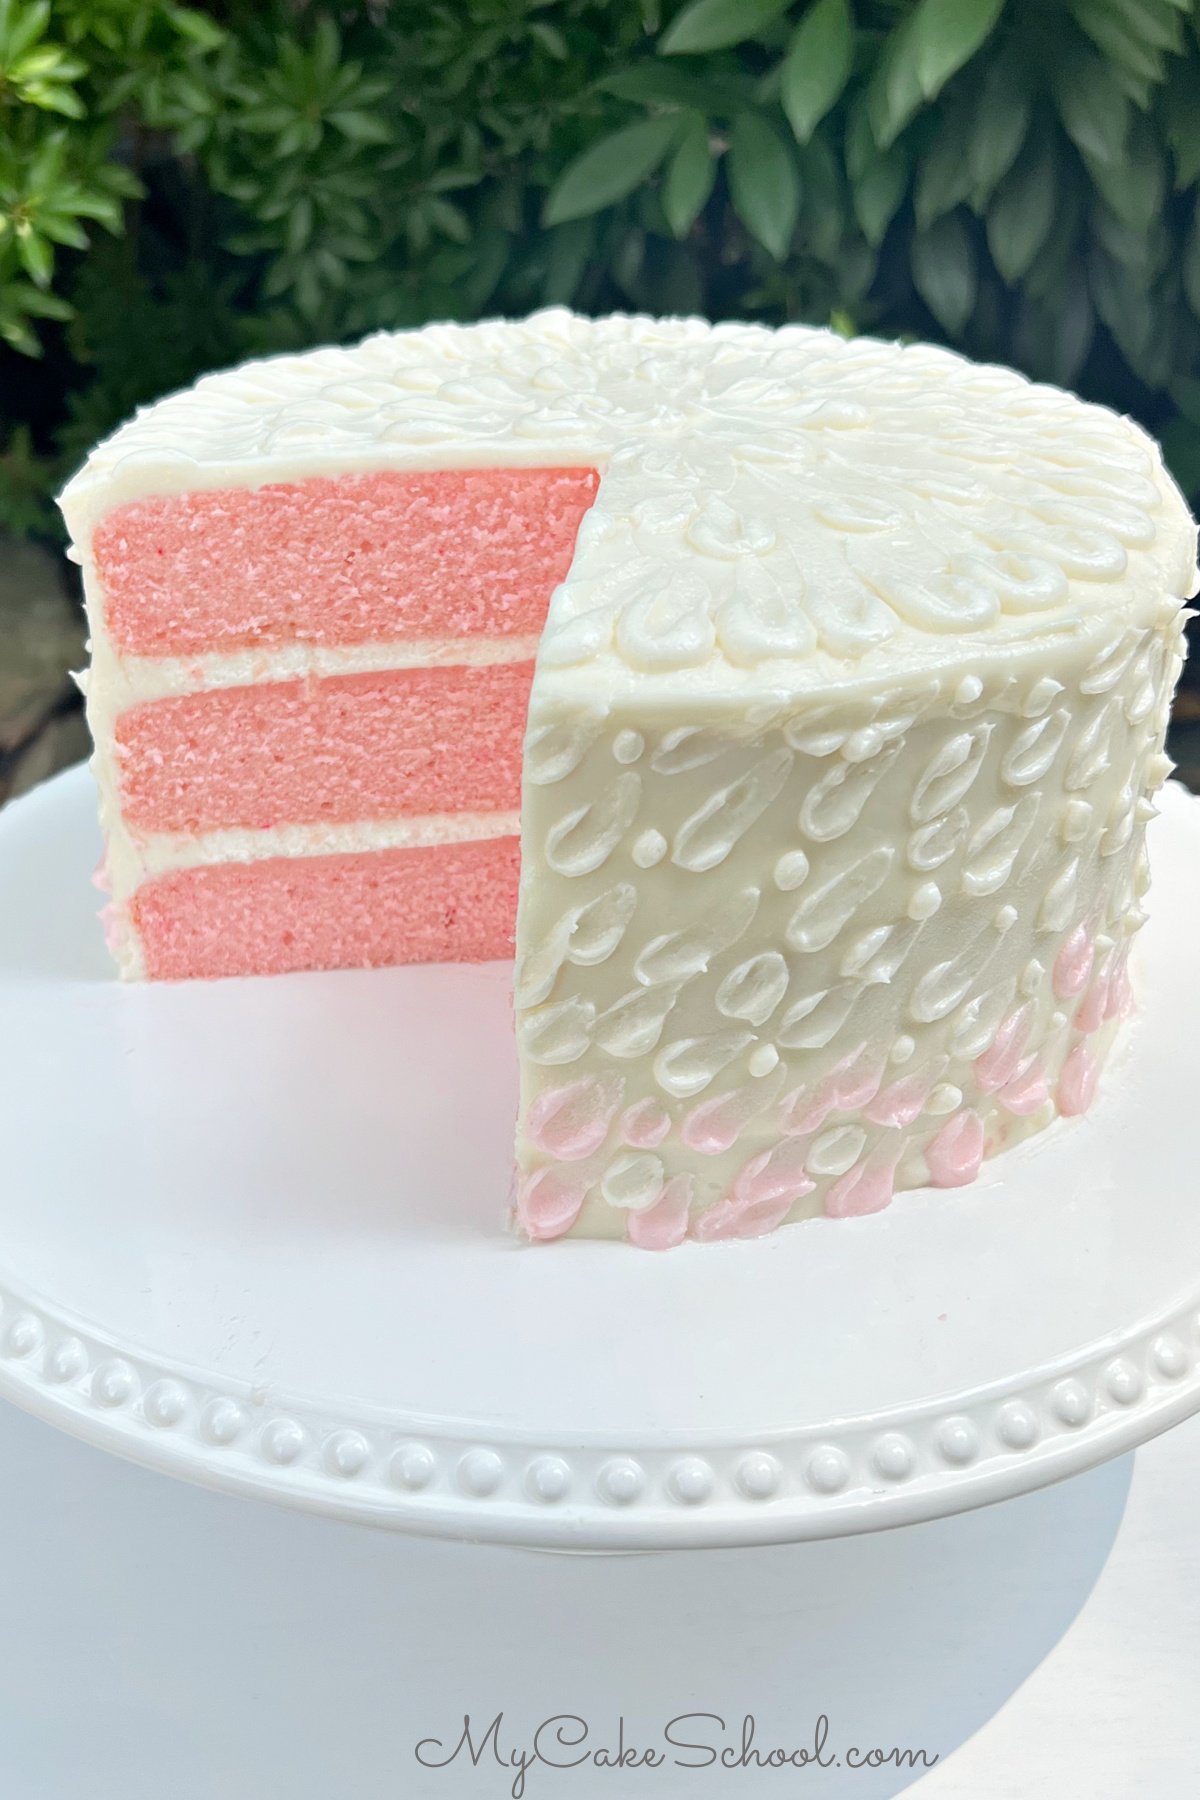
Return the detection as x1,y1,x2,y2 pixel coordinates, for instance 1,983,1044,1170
3,0,1199,568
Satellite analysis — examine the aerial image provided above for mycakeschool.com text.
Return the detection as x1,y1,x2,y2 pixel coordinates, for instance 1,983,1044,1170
414,1713,939,1796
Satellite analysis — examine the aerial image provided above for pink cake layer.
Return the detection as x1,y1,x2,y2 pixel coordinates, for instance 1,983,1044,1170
132,837,521,979
117,661,534,833
93,466,600,657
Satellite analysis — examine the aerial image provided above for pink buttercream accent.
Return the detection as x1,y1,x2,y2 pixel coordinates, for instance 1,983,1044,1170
627,1175,693,1251
865,1061,943,1129
1119,963,1135,1019
516,1167,589,1242
98,901,126,958
779,1044,884,1138
1075,956,1114,1036
1105,947,1132,1021
824,1151,899,1219
974,1004,1031,1095
779,1083,836,1138
693,1140,815,1242
681,1084,767,1156
926,1109,984,1187
91,857,110,894
998,1058,1049,1116
681,1105,742,1156
526,1075,623,1162
830,1043,887,1110
1054,923,1095,1000
620,1098,671,1149
690,1199,747,1243
1058,1042,1099,1116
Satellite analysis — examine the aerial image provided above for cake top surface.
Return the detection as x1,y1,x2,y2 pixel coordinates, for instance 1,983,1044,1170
62,309,1196,689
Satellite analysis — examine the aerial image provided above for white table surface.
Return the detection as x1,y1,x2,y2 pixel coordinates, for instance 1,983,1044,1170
0,1396,1194,1798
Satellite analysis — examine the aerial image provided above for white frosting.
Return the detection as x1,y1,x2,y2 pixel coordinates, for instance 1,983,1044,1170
82,633,540,706
60,309,1196,1244
516,617,1185,1240
62,310,1196,697
131,811,518,879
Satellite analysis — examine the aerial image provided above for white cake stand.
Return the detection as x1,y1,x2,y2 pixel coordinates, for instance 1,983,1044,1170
1,766,1198,1551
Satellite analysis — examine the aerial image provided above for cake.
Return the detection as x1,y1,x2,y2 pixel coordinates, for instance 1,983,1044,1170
60,311,1196,1248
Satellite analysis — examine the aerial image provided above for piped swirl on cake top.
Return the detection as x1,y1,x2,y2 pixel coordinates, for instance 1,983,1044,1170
61,310,1198,1247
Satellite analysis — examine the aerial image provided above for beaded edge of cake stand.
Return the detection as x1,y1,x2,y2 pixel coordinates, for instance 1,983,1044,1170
0,1274,1195,1546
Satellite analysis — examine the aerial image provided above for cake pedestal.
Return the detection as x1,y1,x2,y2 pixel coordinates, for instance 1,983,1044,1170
1,766,1198,1552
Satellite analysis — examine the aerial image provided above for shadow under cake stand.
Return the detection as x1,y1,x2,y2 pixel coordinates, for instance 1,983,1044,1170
0,766,1197,1552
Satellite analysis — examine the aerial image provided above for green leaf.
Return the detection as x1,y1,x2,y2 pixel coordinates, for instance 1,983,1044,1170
1,1,51,64
865,14,924,148
835,234,877,301
1044,281,1095,386
797,132,845,259
543,116,681,225
328,109,391,145
601,63,752,112
662,112,717,236
16,229,53,286
36,211,88,250
530,21,569,60
1095,0,1185,56
1070,0,1177,88
427,197,470,244
543,218,595,304
1160,416,1200,501
24,83,84,118
912,211,977,334
1162,61,1200,190
660,0,792,56
1054,49,1130,168
1084,115,1167,233
726,111,801,257
1013,281,1094,387
285,195,313,255
844,97,874,184
780,0,854,144
869,0,1004,147
311,16,340,82
851,137,909,246
1091,203,1168,281
915,115,976,229
910,0,1006,98
1183,199,1200,316
986,133,1056,283
166,6,226,52
1020,169,1084,299
967,56,1031,204
1089,246,1156,364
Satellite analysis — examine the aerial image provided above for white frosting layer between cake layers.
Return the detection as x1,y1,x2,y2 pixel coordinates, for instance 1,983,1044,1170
125,811,520,880
61,311,1197,1242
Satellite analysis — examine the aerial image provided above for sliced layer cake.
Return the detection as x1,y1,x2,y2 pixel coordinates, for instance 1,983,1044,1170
61,312,1196,1245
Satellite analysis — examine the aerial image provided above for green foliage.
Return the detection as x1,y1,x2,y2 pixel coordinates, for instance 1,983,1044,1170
5,0,1200,544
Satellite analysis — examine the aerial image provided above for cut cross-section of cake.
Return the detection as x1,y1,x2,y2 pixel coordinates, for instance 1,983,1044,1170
78,462,598,978
60,311,1197,1246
